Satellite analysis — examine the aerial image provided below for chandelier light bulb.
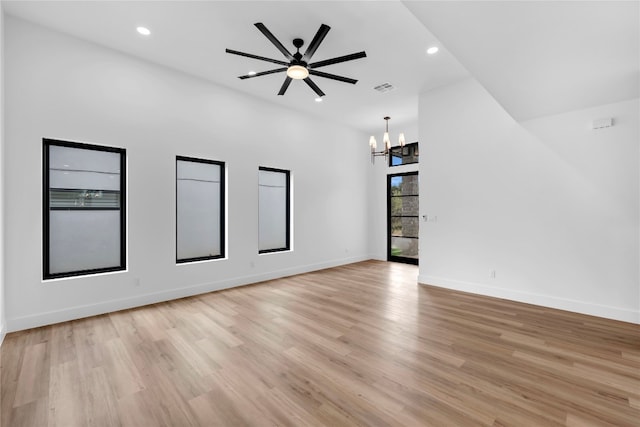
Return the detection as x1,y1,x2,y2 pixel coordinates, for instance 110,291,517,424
369,136,377,150
399,133,406,147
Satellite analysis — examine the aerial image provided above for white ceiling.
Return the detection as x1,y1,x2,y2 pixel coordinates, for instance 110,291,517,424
404,1,640,121
3,1,638,129
2,0,470,133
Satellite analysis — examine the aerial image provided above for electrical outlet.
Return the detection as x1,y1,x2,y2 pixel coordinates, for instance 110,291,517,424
490,270,496,279
134,278,141,287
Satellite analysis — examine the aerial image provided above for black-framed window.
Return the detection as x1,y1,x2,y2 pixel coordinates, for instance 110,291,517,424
390,142,419,166
176,156,225,263
258,167,290,254
43,139,126,279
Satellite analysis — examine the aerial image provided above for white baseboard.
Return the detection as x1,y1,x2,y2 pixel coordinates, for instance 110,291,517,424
7,255,369,332
418,274,640,325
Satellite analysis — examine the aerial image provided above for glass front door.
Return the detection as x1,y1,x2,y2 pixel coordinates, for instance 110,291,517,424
387,172,419,265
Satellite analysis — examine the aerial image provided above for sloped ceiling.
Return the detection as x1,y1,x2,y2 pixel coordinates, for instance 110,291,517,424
404,1,640,121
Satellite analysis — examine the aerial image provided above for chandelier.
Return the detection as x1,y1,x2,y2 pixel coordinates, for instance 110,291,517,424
369,116,405,164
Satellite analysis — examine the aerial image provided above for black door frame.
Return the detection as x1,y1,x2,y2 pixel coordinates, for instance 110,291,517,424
387,171,419,265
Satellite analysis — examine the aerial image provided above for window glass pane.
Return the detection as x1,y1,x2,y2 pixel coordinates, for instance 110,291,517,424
50,144,121,172
389,142,419,167
44,140,125,279
390,148,403,166
390,175,418,195
177,159,220,182
391,237,419,259
391,195,419,216
404,196,419,216
176,158,224,262
390,174,419,195
49,145,121,190
391,217,419,238
259,168,289,252
406,144,419,164
49,211,121,274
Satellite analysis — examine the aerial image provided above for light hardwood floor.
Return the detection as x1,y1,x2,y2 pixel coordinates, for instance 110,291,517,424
2,260,639,426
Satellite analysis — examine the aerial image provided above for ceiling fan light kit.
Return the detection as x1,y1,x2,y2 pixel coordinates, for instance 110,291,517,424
226,23,366,98
286,65,309,80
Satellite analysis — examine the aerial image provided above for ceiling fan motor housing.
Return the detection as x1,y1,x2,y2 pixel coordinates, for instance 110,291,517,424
292,39,305,64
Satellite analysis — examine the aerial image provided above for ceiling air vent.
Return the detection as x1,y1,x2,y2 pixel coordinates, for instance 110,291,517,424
373,82,395,93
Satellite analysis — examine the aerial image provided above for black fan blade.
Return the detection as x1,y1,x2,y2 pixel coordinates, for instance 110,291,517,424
278,76,293,95
254,22,294,61
239,67,287,79
309,70,358,85
225,49,288,66
302,24,330,62
303,77,325,97
309,51,367,69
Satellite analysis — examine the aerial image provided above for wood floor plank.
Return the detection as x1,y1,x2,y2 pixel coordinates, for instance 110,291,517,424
82,366,122,427
2,260,639,426
188,391,243,427
102,338,146,399
255,386,317,427
117,390,166,427
6,397,49,427
165,327,220,377
47,361,87,427
13,342,49,407
48,322,76,367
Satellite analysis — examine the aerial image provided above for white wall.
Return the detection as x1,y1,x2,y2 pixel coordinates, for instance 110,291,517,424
0,2,6,345
4,16,370,331
419,77,639,323
367,122,419,261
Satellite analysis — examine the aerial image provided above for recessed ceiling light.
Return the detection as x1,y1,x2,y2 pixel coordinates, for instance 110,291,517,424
248,71,257,76
426,46,439,55
314,97,323,103
137,26,151,36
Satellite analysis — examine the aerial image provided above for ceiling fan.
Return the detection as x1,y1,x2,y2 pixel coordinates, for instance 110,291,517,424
226,23,367,98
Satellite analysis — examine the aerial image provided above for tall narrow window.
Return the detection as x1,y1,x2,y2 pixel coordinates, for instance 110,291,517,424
43,139,126,279
176,156,225,263
258,167,290,253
